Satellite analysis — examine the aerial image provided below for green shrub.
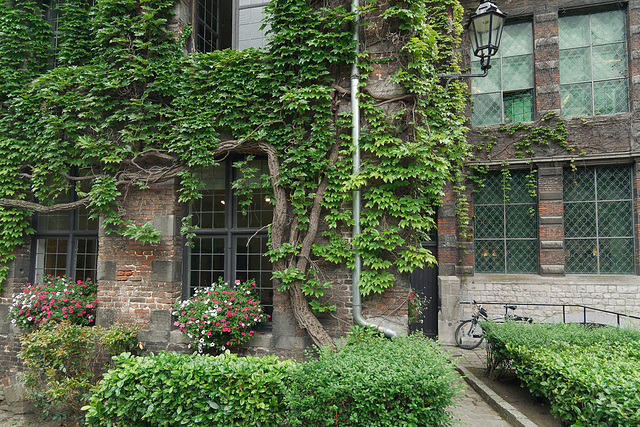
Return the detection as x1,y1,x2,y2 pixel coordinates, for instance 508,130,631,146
511,342,640,426
19,321,141,423
84,351,295,426
285,334,464,427
481,321,640,373
481,322,640,426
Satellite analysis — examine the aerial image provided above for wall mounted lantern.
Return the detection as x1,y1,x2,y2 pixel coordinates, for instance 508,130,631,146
438,1,506,87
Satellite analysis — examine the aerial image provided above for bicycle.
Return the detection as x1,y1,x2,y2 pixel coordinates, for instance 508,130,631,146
455,301,533,349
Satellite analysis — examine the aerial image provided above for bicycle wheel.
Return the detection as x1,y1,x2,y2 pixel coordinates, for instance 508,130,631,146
455,320,484,349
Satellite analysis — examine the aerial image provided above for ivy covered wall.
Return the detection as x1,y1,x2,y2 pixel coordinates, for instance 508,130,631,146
0,0,470,371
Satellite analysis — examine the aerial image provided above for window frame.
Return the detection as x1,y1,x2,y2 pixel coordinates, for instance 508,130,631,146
190,0,270,52
30,195,98,283
563,165,635,275
474,170,539,274
183,158,274,320
471,19,535,126
558,7,629,117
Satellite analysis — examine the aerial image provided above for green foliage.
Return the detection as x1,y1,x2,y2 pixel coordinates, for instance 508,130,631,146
512,343,640,426
481,322,640,426
0,0,470,322
285,333,464,426
84,351,295,426
19,322,141,423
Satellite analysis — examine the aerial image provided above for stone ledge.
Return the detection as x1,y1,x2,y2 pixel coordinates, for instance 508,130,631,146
540,240,563,250
540,216,563,225
538,191,563,201
540,265,564,275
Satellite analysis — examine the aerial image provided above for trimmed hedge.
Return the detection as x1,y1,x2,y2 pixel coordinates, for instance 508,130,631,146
482,322,640,426
84,351,294,426
285,334,464,427
513,342,640,425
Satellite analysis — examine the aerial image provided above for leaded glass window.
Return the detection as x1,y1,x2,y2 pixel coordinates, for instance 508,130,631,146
187,158,273,316
564,166,634,274
559,9,628,117
474,170,538,273
471,21,534,126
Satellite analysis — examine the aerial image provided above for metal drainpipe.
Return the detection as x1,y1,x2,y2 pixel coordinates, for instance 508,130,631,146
351,0,400,339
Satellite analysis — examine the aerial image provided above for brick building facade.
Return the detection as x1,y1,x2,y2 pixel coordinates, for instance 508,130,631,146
438,0,640,341
0,0,413,412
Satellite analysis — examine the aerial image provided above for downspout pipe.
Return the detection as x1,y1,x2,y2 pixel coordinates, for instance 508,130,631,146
350,0,400,339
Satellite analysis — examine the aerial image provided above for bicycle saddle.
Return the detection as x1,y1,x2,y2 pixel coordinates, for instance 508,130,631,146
505,305,517,310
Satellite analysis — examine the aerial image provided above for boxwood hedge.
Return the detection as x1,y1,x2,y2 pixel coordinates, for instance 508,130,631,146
84,351,295,426
481,322,640,426
285,334,464,427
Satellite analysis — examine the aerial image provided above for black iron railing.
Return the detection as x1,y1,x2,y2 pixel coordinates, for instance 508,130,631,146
460,301,640,326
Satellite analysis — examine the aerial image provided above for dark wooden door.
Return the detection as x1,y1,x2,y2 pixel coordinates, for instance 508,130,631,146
409,241,438,338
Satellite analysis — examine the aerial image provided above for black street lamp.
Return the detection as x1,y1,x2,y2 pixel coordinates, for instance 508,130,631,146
438,1,506,86
469,1,506,71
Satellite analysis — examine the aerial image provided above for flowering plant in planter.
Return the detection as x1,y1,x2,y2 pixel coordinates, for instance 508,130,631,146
173,278,270,353
408,289,430,324
8,275,98,329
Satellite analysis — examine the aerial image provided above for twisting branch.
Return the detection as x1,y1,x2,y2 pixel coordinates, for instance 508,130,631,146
0,197,90,212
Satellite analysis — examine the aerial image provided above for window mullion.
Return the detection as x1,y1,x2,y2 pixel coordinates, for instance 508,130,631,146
594,169,600,274
503,191,508,273
500,54,505,123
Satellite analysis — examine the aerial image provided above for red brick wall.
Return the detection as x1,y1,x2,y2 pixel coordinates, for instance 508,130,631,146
97,183,182,327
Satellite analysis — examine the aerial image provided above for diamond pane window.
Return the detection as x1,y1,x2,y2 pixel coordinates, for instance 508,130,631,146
474,170,538,273
472,22,534,126
564,166,634,274
559,9,628,117
187,158,273,316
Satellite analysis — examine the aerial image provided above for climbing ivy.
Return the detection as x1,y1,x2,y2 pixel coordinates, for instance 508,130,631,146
0,0,468,346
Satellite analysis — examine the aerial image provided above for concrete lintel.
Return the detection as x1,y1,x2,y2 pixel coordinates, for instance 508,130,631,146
275,336,310,350
455,265,474,276
138,330,170,344
540,240,563,250
537,166,562,176
97,260,117,281
534,36,558,49
439,264,456,277
539,216,563,225
534,12,557,23
7,257,29,280
538,190,563,201
150,260,182,283
535,60,559,71
95,308,116,328
245,332,275,348
150,309,173,332
0,304,9,334
153,215,177,238
535,84,560,95
540,265,565,275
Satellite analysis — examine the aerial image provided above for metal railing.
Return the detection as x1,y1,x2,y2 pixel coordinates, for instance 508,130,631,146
460,301,640,327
